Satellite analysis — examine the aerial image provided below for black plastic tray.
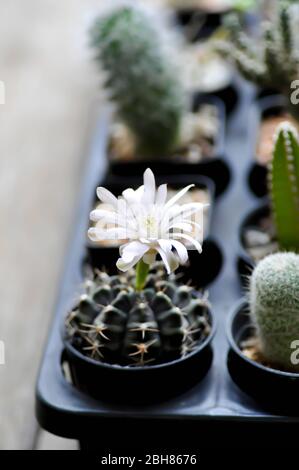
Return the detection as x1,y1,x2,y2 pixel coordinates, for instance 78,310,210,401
36,81,299,449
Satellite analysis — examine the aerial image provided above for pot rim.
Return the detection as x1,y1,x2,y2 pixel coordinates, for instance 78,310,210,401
227,299,299,378
63,306,216,372
256,93,287,114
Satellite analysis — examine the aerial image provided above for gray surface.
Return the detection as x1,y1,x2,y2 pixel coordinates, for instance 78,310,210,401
0,0,101,450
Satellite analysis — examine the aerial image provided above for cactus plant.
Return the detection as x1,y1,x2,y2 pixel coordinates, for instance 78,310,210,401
216,2,299,120
249,252,299,372
65,263,211,366
269,122,299,252
90,6,185,157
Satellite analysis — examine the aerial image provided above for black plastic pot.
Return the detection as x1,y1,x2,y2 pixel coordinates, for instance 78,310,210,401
209,84,238,117
237,202,270,288
248,162,268,198
256,87,281,101
176,8,256,43
86,173,223,288
176,8,228,41
109,96,231,197
227,300,299,415
194,83,239,117
248,94,286,198
64,307,215,405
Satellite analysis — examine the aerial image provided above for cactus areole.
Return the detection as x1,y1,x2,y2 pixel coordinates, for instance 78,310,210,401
65,169,213,369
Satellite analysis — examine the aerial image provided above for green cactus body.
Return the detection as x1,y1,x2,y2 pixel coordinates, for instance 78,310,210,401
217,4,299,120
90,6,184,157
270,122,299,251
249,252,299,372
66,264,211,367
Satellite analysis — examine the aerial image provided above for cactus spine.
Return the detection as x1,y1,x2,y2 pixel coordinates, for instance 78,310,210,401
90,6,185,157
249,252,299,372
66,264,211,366
270,122,299,252
217,3,299,120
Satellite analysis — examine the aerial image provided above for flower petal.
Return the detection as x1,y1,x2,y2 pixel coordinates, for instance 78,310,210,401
122,188,140,205
135,185,144,200
142,168,156,205
168,202,205,222
156,184,167,206
96,187,118,208
90,209,118,223
117,241,149,272
87,227,100,242
173,232,203,253
116,254,143,272
157,240,180,273
88,227,130,241
115,198,138,231
168,222,193,232
120,241,149,262
169,240,189,264
164,184,194,210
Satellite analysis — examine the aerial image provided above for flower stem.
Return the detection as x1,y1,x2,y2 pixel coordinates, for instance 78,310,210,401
135,259,150,291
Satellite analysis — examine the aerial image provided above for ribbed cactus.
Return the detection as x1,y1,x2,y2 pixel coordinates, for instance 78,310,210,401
217,3,299,120
269,122,299,251
66,264,211,366
90,6,185,157
249,252,299,372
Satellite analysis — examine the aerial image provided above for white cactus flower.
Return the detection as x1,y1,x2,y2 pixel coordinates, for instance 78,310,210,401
88,168,205,274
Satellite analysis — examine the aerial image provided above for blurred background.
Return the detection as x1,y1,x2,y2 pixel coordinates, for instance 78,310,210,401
0,0,104,449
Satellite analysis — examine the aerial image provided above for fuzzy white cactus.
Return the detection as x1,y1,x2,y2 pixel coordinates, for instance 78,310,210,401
249,252,299,372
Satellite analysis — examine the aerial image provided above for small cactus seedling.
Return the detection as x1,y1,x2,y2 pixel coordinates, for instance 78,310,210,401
216,3,299,120
249,252,299,372
269,122,299,252
66,264,211,366
90,6,185,157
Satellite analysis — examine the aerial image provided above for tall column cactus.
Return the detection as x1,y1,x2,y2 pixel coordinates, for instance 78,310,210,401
90,6,185,157
216,2,299,120
270,122,299,252
249,252,299,372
